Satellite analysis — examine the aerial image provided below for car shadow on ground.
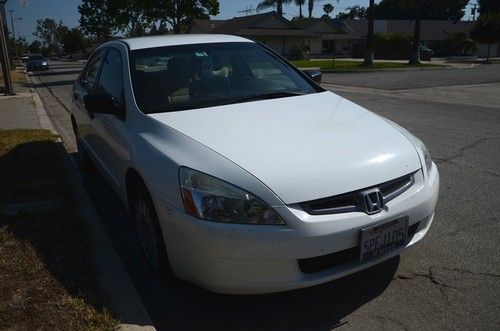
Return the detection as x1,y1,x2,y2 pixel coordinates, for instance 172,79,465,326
77,152,399,330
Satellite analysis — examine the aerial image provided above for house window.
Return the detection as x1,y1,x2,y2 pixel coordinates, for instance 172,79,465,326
322,40,335,54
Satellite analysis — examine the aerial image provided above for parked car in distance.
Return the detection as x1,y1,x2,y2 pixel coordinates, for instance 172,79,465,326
26,54,49,71
419,45,434,61
21,53,30,62
71,35,439,294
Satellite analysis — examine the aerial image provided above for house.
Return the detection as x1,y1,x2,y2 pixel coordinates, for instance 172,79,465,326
190,12,349,58
344,19,499,58
293,18,352,57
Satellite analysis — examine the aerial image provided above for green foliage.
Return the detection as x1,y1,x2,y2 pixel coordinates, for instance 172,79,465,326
323,3,334,16
9,36,28,57
336,5,367,19
78,0,118,42
257,0,292,16
470,12,500,60
138,0,220,34
28,40,42,54
374,0,469,21
62,28,91,54
288,45,310,60
374,33,413,59
33,19,69,56
443,32,478,56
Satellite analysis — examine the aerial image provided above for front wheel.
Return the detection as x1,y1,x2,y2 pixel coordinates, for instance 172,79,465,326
131,186,171,276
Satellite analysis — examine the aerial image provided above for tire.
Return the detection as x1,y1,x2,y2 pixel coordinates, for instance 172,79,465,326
130,183,172,276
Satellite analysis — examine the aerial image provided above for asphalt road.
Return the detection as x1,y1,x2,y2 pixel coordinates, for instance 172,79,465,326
31,61,500,330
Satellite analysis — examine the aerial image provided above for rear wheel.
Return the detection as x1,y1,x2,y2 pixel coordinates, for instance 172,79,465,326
130,183,171,275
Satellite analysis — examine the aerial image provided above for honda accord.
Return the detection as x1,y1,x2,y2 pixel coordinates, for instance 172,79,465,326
70,35,439,294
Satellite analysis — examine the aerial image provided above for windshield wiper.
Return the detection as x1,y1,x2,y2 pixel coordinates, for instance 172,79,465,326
229,91,306,104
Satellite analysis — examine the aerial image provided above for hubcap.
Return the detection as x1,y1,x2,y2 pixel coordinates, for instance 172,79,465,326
135,198,159,268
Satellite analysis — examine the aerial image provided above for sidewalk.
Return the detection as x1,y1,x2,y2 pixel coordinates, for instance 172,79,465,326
0,80,52,131
0,72,154,330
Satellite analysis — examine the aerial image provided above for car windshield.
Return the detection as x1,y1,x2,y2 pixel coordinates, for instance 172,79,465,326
130,42,320,113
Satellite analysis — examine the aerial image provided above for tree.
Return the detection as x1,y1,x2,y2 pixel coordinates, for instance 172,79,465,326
444,32,478,55
62,27,90,54
307,0,323,18
336,5,367,19
363,0,375,65
142,0,220,34
33,19,68,56
78,0,115,42
257,0,291,17
408,0,422,64
478,0,500,15
323,3,334,17
374,0,469,21
295,0,306,18
9,36,27,54
28,40,42,54
470,12,500,61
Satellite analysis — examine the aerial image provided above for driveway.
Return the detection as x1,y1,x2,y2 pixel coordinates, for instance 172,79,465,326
32,61,500,330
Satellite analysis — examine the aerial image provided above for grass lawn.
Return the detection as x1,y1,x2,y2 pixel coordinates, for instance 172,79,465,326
291,59,440,71
0,69,27,85
0,129,118,330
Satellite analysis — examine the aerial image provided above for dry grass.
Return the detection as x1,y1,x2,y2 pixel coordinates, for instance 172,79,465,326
0,129,118,330
0,70,26,85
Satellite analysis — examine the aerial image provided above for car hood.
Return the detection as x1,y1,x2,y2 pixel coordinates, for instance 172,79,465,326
148,91,422,204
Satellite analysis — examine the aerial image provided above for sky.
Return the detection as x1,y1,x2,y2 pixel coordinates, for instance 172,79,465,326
5,0,477,43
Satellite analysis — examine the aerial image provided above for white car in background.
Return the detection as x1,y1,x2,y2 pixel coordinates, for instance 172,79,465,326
70,34,439,294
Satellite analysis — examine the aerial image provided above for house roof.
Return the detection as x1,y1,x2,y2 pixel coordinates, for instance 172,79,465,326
293,18,346,34
344,19,474,40
210,12,315,37
192,19,226,33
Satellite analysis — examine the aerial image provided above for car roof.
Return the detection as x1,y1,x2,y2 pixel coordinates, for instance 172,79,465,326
120,34,253,50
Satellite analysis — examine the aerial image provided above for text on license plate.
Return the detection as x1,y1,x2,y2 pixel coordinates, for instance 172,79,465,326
360,217,408,261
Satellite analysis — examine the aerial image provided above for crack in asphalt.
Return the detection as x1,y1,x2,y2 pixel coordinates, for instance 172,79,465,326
433,136,500,165
397,266,500,290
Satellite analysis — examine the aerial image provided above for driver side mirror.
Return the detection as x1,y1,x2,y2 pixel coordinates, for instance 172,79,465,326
84,92,119,114
302,69,322,84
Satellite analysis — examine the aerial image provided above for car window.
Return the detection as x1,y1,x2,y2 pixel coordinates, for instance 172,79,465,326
130,42,321,114
97,48,124,115
81,50,105,90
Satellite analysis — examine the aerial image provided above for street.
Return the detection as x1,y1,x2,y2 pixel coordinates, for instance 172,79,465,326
31,61,500,330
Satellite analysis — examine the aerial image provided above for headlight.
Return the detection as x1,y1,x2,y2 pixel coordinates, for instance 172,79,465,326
42,61,47,66
179,167,286,225
417,140,433,175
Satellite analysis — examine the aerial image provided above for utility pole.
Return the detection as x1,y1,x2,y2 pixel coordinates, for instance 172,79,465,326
0,1,14,95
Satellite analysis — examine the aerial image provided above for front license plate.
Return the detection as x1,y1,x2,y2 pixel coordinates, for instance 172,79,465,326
360,217,408,261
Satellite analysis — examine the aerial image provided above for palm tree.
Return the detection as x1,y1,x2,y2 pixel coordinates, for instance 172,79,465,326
295,0,305,18
363,0,375,65
257,0,292,16
409,0,422,64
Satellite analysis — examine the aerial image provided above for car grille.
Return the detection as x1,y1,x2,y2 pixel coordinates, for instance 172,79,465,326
300,172,416,215
298,221,420,274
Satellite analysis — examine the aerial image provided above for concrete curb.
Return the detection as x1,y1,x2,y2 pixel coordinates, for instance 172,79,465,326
28,73,155,330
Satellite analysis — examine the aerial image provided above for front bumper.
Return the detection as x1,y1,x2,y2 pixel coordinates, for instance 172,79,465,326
154,165,439,294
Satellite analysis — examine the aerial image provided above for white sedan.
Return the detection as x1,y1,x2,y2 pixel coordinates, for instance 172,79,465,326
70,34,439,294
